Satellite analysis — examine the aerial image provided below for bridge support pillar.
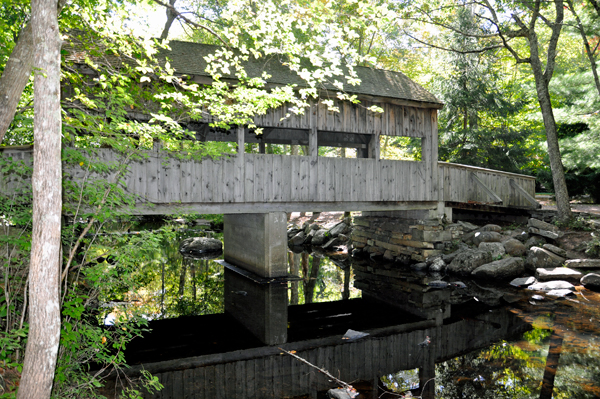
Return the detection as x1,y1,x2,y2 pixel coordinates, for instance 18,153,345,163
223,212,288,278
224,267,288,345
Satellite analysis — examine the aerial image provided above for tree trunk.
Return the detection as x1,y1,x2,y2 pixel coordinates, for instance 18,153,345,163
289,252,299,305
178,261,187,296
529,32,572,221
304,255,320,304
17,0,62,397
160,0,178,40
0,0,67,143
539,331,564,399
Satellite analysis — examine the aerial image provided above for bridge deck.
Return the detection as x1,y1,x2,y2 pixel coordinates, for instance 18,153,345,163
1,146,538,214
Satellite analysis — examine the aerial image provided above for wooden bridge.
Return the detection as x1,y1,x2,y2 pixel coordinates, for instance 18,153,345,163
1,145,538,216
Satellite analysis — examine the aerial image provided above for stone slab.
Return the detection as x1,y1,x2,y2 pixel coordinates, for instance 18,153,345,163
565,259,600,269
535,267,583,282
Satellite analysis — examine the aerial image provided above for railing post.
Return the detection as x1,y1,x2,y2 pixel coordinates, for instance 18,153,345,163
309,100,318,157
368,131,380,160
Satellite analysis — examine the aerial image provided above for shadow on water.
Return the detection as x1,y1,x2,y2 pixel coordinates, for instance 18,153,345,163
98,228,600,399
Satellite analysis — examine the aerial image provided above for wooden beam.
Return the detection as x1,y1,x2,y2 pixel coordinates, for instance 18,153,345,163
469,172,503,204
368,131,380,160
510,179,541,209
237,126,245,157
309,100,318,157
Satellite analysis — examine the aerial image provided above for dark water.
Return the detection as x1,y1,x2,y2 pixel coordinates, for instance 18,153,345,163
102,226,600,398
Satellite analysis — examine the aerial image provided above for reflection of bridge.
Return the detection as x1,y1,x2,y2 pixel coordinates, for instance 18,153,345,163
99,260,529,399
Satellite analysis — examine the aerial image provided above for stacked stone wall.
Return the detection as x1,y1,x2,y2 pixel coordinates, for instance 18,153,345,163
351,216,461,262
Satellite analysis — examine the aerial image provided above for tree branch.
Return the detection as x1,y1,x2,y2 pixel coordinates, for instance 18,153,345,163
543,0,564,83
566,0,600,97
151,0,229,47
403,30,504,54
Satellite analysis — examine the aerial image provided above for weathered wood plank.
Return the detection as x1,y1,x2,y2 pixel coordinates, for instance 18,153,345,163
244,155,255,202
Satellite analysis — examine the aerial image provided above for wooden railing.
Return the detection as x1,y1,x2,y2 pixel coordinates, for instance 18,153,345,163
1,146,539,213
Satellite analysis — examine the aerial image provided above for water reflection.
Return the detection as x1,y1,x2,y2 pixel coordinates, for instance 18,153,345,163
99,228,600,399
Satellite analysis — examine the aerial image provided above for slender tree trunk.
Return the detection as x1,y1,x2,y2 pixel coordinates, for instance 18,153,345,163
539,331,564,399
529,32,572,221
304,256,320,304
160,0,178,39
342,266,350,300
178,261,187,296
567,0,600,97
17,0,62,397
191,263,196,302
289,252,299,305
0,0,67,143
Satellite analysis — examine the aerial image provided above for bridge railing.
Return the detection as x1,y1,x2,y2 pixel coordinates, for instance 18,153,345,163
438,162,539,208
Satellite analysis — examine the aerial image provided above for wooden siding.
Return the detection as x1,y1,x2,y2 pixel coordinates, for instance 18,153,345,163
439,162,537,208
254,101,429,137
1,147,539,213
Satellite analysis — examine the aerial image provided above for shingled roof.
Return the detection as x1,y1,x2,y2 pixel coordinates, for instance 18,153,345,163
162,41,443,107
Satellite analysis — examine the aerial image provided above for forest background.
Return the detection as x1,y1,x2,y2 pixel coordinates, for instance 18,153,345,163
0,0,599,397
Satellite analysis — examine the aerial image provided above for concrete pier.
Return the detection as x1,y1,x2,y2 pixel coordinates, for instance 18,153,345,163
223,212,288,278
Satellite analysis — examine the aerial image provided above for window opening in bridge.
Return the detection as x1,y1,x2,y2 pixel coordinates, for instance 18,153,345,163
379,135,422,161
319,146,358,158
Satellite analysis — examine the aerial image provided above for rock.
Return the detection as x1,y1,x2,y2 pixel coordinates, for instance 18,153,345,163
478,242,506,258
546,289,575,297
542,244,567,258
179,237,222,256
529,226,561,240
528,218,560,232
531,294,545,301
525,236,546,249
528,280,575,291
510,276,537,287
525,247,566,272
383,250,395,260
337,234,349,243
289,231,306,246
565,259,600,269
503,238,526,256
472,231,503,246
322,237,340,250
535,267,582,282
429,257,446,272
457,220,479,232
481,224,502,232
411,262,428,271
311,229,328,245
307,228,317,240
328,222,347,237
287,228,301,238
351,248,363,257
514,230,530,243
427,281,449,289
448,249,493,276
451,281,467,288
581,273,600,290
471,257,525,280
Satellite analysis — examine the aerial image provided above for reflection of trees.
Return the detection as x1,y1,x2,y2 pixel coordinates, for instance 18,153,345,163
289,252,360,305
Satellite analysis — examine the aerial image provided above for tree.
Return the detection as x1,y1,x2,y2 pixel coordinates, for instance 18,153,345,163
16,0,62,397
407,0,573,221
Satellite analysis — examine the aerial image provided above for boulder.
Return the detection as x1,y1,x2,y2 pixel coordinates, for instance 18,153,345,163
383,250,395,261
337,234,349,243
510,276,537,287
311,229,329,245
565,259,600,269
504,238,526,257
328,222,348,237
448,250,493,276
525,247,565,272
535,267,582,282
513,230,530,243
524,235,546,249
528,280,575,291
289,231,306,246
529,226,561,240
287,227,301,238
457,220,479,232
429,257,446,272
322,237,340,250
542,244,567,258
472,231,503,246
179,237,222,256
481,224,502,232
411,262,428,271
581,273,600,290
471,257,525,280
528,218,560,232
546,289,575,298
478,242,506,258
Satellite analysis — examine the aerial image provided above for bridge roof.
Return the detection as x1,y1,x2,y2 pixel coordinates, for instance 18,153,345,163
162,41,443,107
